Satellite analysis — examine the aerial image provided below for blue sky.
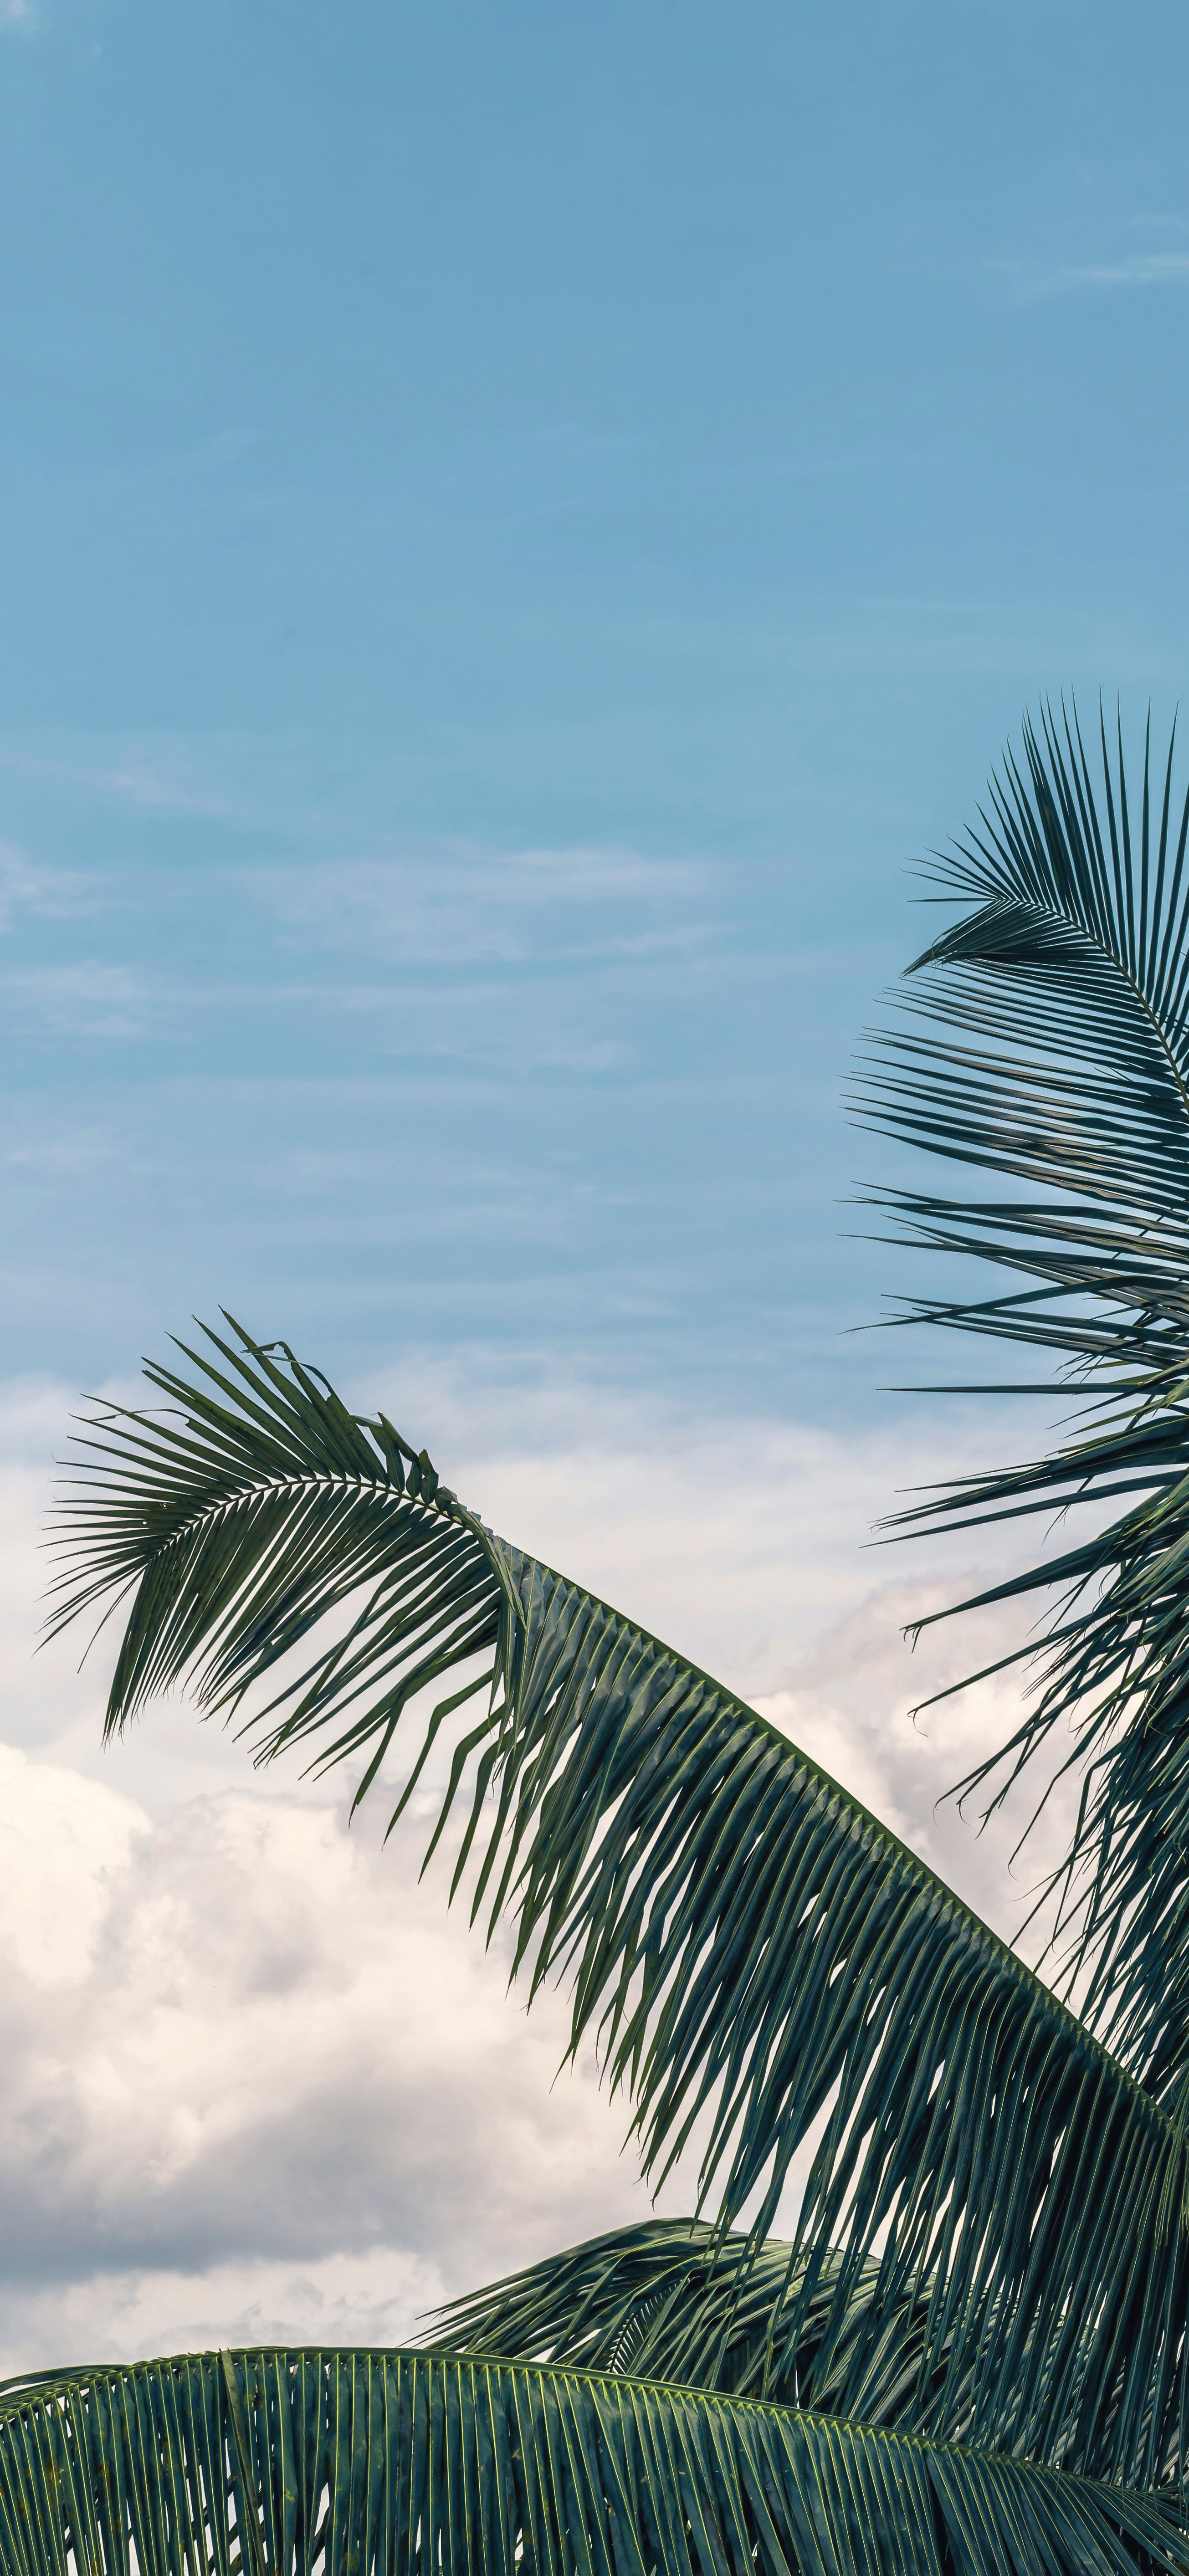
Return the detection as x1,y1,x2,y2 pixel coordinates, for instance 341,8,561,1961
2,0,1189,2376
5,0,1189,1423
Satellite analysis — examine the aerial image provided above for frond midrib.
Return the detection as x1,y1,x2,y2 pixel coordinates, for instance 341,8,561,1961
5,2338,1179,2515
502,1546,1179,2162
55,1427,1182,2174
912,891,1189,1141
47,1467,489,1602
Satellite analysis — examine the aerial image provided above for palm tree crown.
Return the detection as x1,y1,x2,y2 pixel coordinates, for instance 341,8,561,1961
5,702,1189,2576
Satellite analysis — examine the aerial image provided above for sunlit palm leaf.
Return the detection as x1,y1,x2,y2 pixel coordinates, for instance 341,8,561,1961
0,2345,1184,2576
47,1321,1189,2484
850,702,1189,2089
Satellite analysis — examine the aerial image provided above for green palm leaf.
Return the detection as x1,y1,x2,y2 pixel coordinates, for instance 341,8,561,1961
0,2345,1184,2576
430,2219,941,2426
46,1321,1189,2486
850,702,1189,2089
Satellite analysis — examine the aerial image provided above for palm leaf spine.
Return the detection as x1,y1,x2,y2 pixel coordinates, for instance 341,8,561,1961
0,2346,1184,2576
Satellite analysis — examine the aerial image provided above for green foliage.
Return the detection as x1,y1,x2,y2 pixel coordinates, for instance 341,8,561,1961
49,1323,1189,2493
851,704,1189,2085
0,2346,1184,2576
31,701,1189,2573
432,2220,938,2422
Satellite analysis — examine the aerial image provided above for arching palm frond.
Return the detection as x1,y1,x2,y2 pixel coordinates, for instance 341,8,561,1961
431,2219,942,2427
46,1323,1189,2492
850,703,1189,2090
1,2346,1185,2576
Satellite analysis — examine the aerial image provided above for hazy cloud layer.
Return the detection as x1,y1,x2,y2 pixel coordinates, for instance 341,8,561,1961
1001,235,1189,302
256,847,714,970
0,800,841,1421
0,1368,1080,2376
0,845,99,935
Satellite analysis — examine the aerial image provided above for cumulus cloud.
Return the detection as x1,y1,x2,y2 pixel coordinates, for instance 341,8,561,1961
0,1757,656,2371
0,1365,1085,2376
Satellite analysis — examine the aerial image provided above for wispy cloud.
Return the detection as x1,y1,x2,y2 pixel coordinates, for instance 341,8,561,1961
259,847,713,969
0,845,102,935
1002,246,1189,302
0,743,252,824
2,962,152,1040
5,1125,124,1177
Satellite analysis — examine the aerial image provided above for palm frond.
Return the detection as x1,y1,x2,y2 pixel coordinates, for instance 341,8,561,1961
47,1321,1189,2483
850,701,1189,2085
0,2344,1184,2576
430,2219,942,2427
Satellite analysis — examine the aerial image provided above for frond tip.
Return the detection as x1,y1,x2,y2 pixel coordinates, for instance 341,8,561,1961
47,1314,508,1783
851,699,1189,2097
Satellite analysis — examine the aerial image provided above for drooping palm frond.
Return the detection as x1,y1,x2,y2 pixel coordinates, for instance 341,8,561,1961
1,2345,1185,2576
46,1321,1189,2486
431,2219,943,2427
850,702,1189,2088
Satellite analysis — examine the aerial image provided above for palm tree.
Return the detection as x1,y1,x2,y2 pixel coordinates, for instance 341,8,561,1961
3,706,1189,2576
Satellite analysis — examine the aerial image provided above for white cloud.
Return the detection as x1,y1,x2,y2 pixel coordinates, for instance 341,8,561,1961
0,1744,146,1986
0,844,97,932
5,1126,123,1176
0,1772,652,2337
0,1365,1086,2376
5,2250,448,2377
1002,249,1189,302
1,961,150,1040
256,846,713,969
0,741,249,822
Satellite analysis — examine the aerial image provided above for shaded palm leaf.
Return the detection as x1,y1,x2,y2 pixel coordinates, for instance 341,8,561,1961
431,2219,946,2428
47,1321,1189,2483
850,703,1189,2089
0,2343,1184,2576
